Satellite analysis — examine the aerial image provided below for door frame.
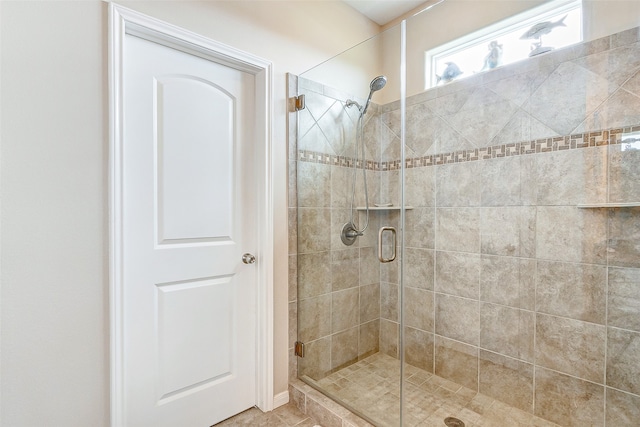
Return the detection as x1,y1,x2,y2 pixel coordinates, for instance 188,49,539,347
108,4,274,426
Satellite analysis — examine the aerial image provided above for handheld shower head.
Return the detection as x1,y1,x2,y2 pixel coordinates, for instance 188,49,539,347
362,75,387,114
370,75,387,92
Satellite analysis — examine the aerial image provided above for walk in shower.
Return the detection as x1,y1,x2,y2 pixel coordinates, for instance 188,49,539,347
289,2,640,426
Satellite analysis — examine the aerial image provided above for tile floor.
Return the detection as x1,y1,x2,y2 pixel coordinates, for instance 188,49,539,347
302,353,563,427
214,403,321,427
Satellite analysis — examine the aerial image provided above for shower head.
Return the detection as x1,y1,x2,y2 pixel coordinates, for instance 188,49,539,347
370,75,387,92
362,75,387,115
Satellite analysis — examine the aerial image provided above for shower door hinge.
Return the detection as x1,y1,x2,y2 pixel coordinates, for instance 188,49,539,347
294,341,305,358
293,95,306,111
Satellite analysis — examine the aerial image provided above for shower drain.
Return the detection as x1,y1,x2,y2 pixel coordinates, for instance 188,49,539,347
444,417,465,427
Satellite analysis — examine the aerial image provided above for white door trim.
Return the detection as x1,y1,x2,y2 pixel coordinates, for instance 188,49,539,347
108,4,274,426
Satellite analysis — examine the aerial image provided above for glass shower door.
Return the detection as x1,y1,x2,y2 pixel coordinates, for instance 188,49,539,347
293,23,406,427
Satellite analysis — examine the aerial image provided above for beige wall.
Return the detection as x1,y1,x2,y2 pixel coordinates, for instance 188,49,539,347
0,1,379,425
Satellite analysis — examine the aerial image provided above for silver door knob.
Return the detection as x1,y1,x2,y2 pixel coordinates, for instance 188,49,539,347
242,253,256,264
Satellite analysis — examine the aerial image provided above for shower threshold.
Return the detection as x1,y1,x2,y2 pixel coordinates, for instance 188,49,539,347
298,353,562,427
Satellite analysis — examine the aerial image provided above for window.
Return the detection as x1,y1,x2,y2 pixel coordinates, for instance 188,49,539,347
426,0,582,89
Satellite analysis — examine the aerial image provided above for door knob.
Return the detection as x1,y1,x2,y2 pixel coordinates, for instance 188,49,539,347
242,253,256,264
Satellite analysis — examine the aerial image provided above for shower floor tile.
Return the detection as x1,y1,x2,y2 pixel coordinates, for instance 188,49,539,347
303,353,562,427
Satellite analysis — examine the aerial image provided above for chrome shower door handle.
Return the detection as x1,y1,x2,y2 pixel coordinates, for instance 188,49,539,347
378,226,397,263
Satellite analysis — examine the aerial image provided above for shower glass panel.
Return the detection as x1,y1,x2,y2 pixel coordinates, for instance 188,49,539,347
295,22,406,426
294,1,640,426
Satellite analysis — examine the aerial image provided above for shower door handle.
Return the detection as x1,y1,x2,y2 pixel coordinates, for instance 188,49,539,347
378,226,397,263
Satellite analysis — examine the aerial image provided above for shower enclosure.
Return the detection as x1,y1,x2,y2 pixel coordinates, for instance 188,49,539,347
290,2,640,426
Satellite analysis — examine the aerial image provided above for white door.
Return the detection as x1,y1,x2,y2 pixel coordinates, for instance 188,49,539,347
122,33,256,427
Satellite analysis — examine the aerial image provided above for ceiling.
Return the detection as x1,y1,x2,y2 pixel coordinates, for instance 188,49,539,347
342,0,430,26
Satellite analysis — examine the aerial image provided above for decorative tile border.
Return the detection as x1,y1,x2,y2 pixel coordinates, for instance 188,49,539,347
297,125,640,170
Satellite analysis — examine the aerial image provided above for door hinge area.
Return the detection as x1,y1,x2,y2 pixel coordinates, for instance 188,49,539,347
294,341,305,358
293,95,306,111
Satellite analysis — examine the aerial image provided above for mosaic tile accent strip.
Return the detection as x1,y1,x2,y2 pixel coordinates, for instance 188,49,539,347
297,125,640,170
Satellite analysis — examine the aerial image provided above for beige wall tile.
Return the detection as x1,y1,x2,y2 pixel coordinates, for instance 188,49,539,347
522,62,614,135
535,313,606,383
331,248,360,292
521,147,608,206
606,387,640,425
405,167,435,207
480,255,535,310
609,145,640,203
299,124,332,155
380,282,399,322
435,251,480,299
379,169,399,206
357,211,379,248
318,102,357,157
435,336,478,390
480,157,522,206
358,320,379,358
480,206,536,257
331,327,359,370
405,287,434,332
332,288,359,333
298,162,331,207
622,69,640,96
480,303,534,362
440,98,518,150
608,267,640,332
330,166,351,209
536,206,607,265
534,367,604,427
536,261,607,324
405,207,435,249
404,327,434,372
479,350,533,413
435,294,479,346
607,327,640,395
298,294,332,342
359,246,379,286
436,208,481,253
299,337,332,381
379,319,398,358
404,103,438,157
436,162,481,207
359,283,380,324
298,251,331,299
298,208,332,253
608,208,640,268
404,247,434,290
579,87,640,132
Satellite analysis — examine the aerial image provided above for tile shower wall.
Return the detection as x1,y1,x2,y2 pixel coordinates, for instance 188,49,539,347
290,26,640,427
